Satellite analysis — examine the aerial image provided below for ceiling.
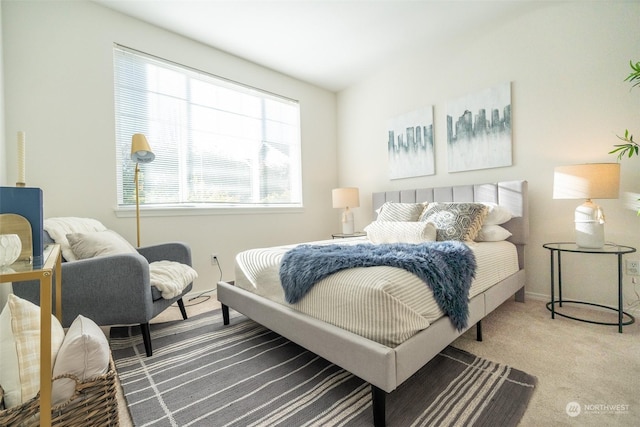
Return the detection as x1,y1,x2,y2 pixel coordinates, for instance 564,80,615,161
94,0,557,92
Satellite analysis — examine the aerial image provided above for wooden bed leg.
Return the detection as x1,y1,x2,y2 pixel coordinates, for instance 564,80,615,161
221,303,230,325
515,287,525,302
476,320,483,342
371,385,386,427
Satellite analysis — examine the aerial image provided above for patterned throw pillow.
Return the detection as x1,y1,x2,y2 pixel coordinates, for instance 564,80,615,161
419,202,488,241
0,294,65,408
376,202,427,222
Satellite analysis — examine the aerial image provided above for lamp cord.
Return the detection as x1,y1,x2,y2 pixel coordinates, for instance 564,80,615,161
177,257,223,307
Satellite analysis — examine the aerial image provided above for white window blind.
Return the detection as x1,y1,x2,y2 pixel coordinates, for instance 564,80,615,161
113,45,302,209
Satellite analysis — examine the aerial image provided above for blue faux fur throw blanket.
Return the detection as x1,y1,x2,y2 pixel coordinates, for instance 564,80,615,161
279,241,476,331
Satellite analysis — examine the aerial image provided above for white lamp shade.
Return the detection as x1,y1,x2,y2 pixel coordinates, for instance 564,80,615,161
131,134,155,163
553,163,620,200
332,187,360,209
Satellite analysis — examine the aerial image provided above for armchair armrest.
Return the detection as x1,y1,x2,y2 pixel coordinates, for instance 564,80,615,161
137,242,192,266
60,252,154,327
13,252,154,327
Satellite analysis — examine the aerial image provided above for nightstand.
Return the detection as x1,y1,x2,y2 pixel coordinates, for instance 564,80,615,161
543,242,636,333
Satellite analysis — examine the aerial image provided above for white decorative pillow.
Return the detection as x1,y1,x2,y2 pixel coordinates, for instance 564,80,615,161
66,230,137,260
44,217,108,261
475,225,512,242
481,203,513,225
0,302,20,408
0,294,65,408
419,202,488,241
364,221,437,244
376,202,427,222
52,315,109,406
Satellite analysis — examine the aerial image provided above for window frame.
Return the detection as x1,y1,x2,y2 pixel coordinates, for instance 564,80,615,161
112,44,304,217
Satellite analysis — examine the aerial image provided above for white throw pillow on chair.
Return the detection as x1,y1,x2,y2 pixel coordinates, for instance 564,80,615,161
44,217,108,261
66,230,137,260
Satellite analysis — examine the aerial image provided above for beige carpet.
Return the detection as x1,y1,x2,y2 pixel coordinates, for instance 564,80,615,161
113,295,640,426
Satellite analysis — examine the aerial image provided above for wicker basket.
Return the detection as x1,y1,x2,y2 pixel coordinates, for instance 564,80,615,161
0,357,119,426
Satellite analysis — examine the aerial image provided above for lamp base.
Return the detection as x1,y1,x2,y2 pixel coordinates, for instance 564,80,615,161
341,208,355,235
575,200,605,248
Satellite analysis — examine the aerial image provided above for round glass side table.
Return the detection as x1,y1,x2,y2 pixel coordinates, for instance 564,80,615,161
543,242,636,333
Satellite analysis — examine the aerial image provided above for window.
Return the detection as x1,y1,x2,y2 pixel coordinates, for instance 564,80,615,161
113,45,302,211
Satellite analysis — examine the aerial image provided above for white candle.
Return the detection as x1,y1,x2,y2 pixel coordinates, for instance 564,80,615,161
17,131,25,184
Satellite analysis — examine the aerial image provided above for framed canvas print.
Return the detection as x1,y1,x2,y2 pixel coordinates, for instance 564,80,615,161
446,82,512,172
387,106,435,179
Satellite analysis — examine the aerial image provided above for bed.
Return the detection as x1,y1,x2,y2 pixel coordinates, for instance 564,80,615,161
217,180,528,426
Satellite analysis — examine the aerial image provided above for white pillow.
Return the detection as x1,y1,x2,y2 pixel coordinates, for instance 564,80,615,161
44,217,108,261
66,230,137,260
52,315,109,406
475,225,512,242
364,221,437,244
0,294,65,408
481,203,513,225
0,302,20,408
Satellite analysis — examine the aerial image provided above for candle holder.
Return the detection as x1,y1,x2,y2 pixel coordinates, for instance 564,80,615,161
17,131,26,186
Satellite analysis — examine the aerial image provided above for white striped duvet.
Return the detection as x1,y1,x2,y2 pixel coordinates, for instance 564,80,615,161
234,238,519,347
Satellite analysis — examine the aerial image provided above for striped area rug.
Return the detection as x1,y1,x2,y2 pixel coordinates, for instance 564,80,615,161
110,309,536,427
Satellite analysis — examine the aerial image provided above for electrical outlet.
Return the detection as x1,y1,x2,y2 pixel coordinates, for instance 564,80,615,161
626,259,640,276
210,253,219,265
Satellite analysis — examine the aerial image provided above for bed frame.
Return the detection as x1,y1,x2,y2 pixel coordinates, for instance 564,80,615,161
217,180,528,426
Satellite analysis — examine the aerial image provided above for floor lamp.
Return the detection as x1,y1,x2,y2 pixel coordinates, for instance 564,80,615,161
131,134,155,247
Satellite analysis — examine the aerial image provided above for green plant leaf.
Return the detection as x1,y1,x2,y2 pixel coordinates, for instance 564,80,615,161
610,61,639,160
625,60,640,87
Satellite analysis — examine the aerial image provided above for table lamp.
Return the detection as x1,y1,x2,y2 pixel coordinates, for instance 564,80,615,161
332,187,360,235
131,134,155,247
553,163,620,248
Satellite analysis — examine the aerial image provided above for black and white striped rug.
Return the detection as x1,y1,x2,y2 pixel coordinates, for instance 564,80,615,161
110,309,536,426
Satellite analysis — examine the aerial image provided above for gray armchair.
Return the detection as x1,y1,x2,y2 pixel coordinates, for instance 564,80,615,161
12,231,193,357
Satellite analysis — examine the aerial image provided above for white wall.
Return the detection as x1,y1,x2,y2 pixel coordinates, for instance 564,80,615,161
338,1,640,309
0,2,6,184
4,1,640,312
1,0,338,293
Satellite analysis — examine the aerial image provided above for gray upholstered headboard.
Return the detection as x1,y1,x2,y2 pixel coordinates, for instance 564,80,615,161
372,180,529,268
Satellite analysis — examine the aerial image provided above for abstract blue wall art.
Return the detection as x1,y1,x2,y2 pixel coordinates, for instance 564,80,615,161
387,106,435,180
446,82,512,173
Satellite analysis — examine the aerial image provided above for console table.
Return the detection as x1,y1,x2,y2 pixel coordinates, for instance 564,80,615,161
1,244,62,426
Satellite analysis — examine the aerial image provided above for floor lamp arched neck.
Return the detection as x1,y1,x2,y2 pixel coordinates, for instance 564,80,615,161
131,134,155,247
